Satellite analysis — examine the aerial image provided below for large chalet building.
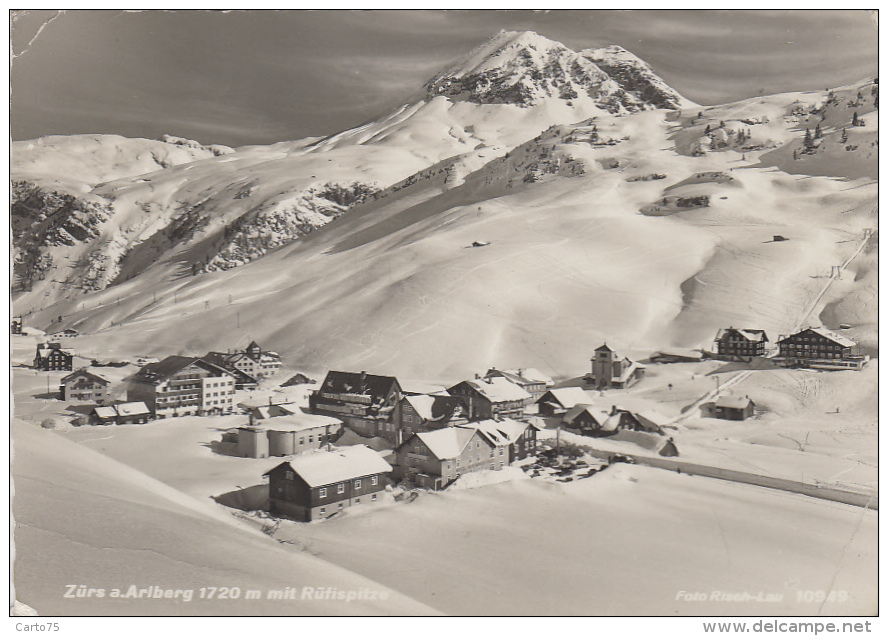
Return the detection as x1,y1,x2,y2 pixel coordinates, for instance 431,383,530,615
127,356,236,418
447,377,530,421
34,342,73,371
776,327,866,369
715,328,769,358
60,368,109,403
265,445,392,521
586,344,645,390
310,371,402,437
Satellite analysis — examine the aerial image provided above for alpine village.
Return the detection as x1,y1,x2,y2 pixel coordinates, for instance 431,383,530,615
15,315,867,523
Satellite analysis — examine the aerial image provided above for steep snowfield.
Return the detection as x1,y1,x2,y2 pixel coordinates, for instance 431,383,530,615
11,419,436,616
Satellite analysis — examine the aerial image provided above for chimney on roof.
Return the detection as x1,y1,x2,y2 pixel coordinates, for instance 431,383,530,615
360,371,367,392
610,405,618,415
475,373,480,379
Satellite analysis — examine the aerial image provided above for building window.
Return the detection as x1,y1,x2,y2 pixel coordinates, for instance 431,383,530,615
371,494,377,501
299,438,305,445
371,476,378,486
337,483,345,494
355,498,361,505
308,435,313,443
319,488,327,498
286,472,294,481
320,507,326,515
355,479,362,489
338,503,344,510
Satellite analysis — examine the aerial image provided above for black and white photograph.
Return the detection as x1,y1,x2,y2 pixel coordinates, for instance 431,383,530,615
8,8,879,624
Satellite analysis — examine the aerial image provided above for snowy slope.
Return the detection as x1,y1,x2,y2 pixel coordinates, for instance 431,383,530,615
11,134,233,186
11,419,436,616
12,30,698,310
11,34,877,386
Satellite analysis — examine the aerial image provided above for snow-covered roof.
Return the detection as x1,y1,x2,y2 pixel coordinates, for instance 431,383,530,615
466,418,532,446
486,368,553,387
613,361,645,383
254,412,341,433
249,404,297,420
403,394,464,423
508,368,554,386
404,394,436,421
456,377,531,403
719,328,767,343
655,348,704,360
399,380,448,395
538,387,596,409
807,327,857,348
93,402,151,418
275,445,392,487
562,404,610,426
414,427,478,460
116,402,151,417
634,410,670,432
715,396,753,409
61,368,109,385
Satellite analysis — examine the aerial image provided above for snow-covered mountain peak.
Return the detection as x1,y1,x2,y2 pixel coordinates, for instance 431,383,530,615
424,30,682,113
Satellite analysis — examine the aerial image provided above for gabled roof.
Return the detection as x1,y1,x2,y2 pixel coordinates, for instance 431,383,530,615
264,445,392,487
715,396,754,409
563,404,610,427
200,354,257,384
450,377,531,403
410,427,479,460
595,343,614,352
466,418,533,446
93,406,118,419
320,371,400,401
249,403,298,420
137,356,198,380
116,401,151,417
802,327,856,348
402,394,464,423
250,412,341,433
537,387,596,409
36,345,73,359
507,368,554,386
93,402,151,418
634,410,669,433
61,368,109,385
399,380,448,395
719,328,768,342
